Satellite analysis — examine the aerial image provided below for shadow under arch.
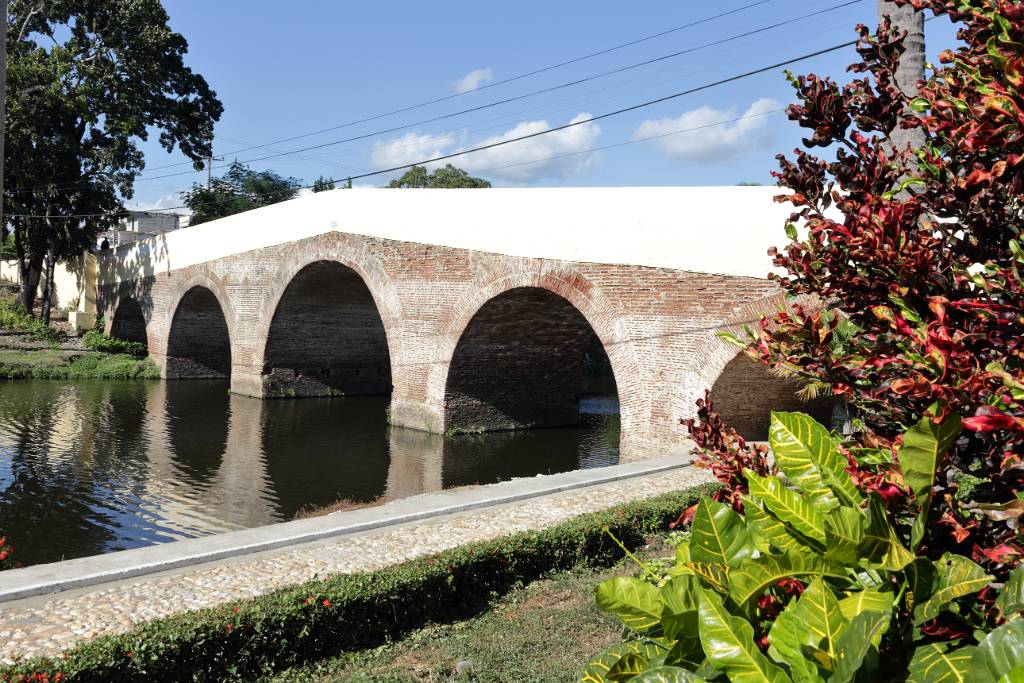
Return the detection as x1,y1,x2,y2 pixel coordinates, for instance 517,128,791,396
166,285,232,379
710,353,836,441
109,297,148,345
443,286,619,433
262,260,392,397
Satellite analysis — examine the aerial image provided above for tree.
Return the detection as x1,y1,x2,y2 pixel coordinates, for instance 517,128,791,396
312,176,336,192
722,0,1024,575
4,0,223,321
386,164,491,188
181,162,301,226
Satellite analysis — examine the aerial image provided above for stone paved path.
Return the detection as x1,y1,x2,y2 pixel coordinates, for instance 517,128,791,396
0,466,711,663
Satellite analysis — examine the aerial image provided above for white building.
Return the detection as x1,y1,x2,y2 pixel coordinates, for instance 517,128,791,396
98,210,184,249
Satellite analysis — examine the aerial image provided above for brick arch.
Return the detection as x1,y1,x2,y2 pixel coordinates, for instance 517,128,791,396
251,238,403,394
109,297,148,346
163,272,235,379
673,290,833,441
435,268,649,437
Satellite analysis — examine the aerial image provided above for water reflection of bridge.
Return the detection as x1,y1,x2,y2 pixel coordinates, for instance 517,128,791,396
135,383,612,536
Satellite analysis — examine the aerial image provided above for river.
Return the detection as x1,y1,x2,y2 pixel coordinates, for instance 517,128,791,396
0,380,619,566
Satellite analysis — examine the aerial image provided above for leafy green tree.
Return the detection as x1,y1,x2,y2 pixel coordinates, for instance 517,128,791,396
181,162,302,226
4,0,223,321
312,176,336,192
386,164,490,188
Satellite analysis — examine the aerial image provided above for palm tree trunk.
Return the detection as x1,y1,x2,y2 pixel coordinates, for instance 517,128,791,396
878,0,926,151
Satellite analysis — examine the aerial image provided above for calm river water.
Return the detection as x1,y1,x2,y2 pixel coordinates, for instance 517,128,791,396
0,380,619,566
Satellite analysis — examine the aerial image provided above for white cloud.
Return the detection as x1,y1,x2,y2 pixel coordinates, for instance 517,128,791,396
457,113,602,183
369,131,458,171
368,113,602,185
126,193,190,214
452,67,494,94
633,98,780,163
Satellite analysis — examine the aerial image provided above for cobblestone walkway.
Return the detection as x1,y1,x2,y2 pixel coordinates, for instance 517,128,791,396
0,466,711,663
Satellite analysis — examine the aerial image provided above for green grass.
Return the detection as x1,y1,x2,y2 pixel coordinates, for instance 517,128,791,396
0,349,160,380
81,330,148,357
267,540,674,683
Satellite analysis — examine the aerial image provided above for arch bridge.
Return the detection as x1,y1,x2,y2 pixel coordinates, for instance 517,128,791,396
98,187,831,460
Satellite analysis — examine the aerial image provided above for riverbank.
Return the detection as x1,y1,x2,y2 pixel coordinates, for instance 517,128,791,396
0,348,159,380
0,467,714,678
0,299,158,380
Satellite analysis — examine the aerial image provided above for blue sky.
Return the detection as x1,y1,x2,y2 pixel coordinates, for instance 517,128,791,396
127,0,960,210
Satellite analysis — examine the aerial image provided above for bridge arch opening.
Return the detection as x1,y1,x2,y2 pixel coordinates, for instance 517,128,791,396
444,286,619,433
710,353,835,441
109,298,147,347
166,286,232,379
262,260,391,397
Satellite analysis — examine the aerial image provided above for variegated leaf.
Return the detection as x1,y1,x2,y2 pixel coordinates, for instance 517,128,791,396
914,553,993,625
907,642,975,682
690,497,756,566
746,471,826,546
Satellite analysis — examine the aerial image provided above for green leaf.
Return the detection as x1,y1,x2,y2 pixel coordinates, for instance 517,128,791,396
690,497,756,566
914,553,994,625
607,652,649,681
581,641,668,683
909,642,976,682
661,574,700,641
769,411,860,509
728,551,847,614
996,669,1024,683
696,587,790,683
743,496,812,554
996,565,1024,618
860,495,915,571
830,611,888,683
824,506,865,564
972,620,1024,683
595,577,663,634
768,577,846,680
836,590,893,621
899,408,962,550
581,642,642,683
629,667,709,682
746,471,826,546
684,561,730,594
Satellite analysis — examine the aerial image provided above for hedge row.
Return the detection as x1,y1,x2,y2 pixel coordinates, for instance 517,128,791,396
1,482,717,682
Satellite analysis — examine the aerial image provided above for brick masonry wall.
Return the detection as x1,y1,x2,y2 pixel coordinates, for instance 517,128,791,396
444,287,601,432
164,286,232,379
99,231,801,460
262,260,391,397
711,354,836,440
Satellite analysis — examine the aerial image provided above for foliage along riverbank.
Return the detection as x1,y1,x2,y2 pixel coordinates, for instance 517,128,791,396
0,302,158,381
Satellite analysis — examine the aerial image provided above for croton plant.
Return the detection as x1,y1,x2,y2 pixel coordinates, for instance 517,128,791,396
585,1,1024,680
584,412,1023,682
734,0,1023,578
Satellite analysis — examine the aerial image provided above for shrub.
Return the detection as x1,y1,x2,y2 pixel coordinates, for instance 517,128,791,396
722,1,1024,580
0,484,718,682
0,302,55,343
586,412,1024,682
81,330,147,357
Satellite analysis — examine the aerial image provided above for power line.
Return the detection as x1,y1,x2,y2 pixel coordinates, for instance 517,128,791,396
139,0,863,182
471,108,786,176
138,0,778,172
7,38,857,219
8,0,864,198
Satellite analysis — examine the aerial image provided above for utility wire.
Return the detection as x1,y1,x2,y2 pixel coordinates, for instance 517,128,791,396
140,0,862,182
9,0,863,197
138,0,778,172
8,38,857,219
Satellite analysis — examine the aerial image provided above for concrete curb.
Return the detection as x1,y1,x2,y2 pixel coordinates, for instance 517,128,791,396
0,456,696,604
